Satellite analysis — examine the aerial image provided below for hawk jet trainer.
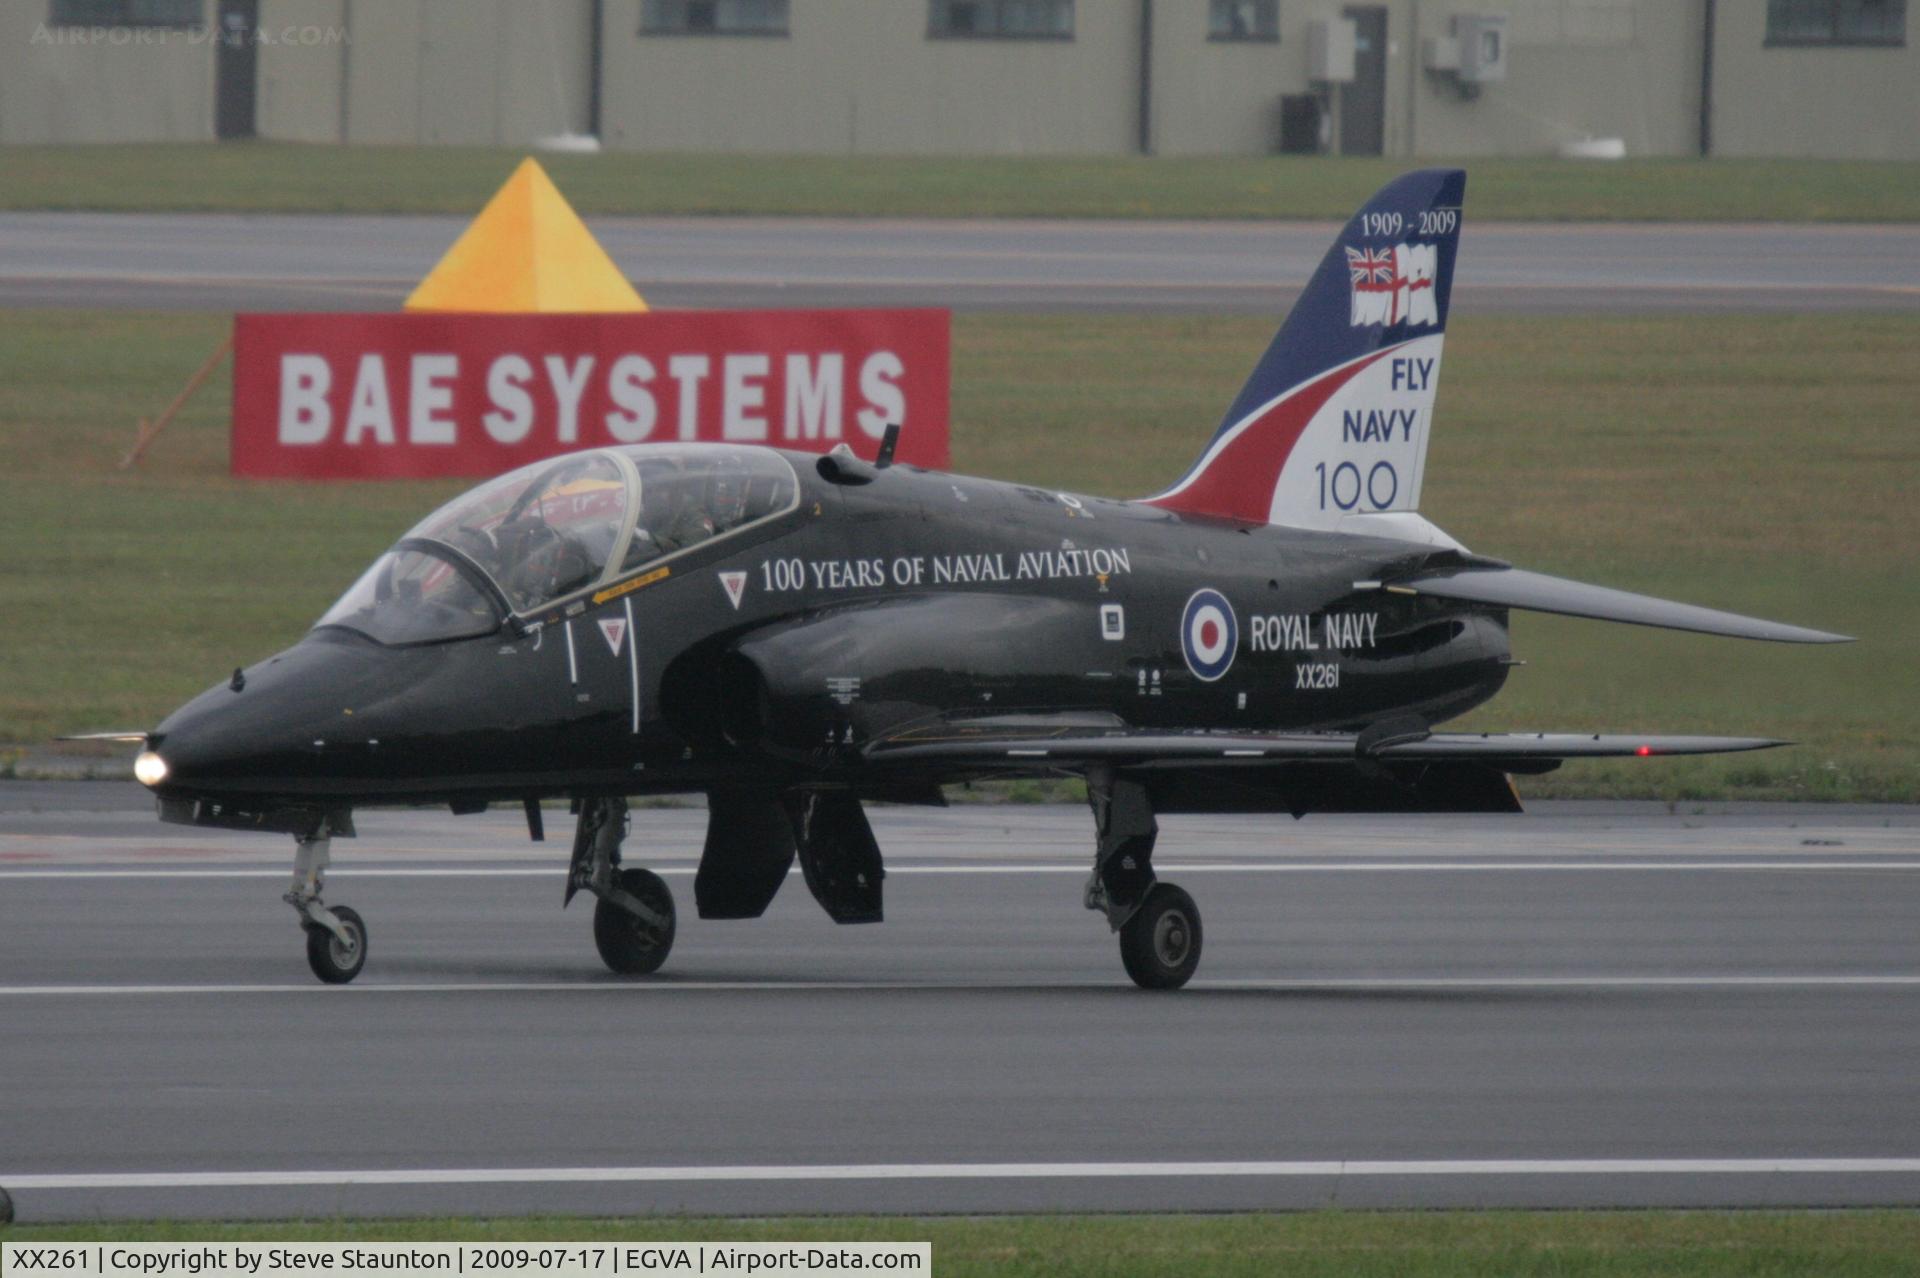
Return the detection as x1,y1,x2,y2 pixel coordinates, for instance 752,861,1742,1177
121,170,1848,989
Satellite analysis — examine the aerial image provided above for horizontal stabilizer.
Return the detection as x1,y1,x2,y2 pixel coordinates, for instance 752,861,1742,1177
1375,567,1850,644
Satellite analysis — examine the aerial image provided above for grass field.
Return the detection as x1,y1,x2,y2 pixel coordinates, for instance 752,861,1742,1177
2,309,1914,801
8,1211,1920,1276
6,145,1920,221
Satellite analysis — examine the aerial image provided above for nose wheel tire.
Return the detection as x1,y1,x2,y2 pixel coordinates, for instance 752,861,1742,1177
304,905,367,985
1119,883,1201,990
594,867,677,975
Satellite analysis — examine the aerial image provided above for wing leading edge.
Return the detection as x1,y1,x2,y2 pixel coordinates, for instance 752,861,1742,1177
865,725,1786,771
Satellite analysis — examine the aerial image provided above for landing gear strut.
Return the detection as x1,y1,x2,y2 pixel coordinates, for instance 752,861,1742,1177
286,816,366,984
569,796,677,975
1085,767,1201,989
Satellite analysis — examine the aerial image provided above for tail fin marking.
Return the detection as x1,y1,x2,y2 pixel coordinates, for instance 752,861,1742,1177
1147,169,1465,530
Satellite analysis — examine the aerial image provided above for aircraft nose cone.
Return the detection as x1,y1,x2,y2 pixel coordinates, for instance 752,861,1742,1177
148,634,412,801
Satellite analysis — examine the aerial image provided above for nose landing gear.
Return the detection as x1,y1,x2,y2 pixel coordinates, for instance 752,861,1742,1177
285,815,366,984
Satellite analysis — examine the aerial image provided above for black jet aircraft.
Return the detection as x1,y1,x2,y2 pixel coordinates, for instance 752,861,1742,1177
121,170,1847,989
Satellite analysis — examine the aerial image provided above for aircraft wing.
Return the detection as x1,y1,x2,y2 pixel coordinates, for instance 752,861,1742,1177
1366,567,1851,644
863,722,1786,771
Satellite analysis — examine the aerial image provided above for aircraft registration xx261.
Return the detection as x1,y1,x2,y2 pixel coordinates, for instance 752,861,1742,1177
119,170,1849,989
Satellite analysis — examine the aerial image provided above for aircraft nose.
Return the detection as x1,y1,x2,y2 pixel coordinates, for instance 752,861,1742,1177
144,635,411,801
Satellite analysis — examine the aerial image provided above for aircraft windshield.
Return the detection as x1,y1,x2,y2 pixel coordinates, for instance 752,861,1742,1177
314,547,504,646
314,446,799,642
409,453,631,613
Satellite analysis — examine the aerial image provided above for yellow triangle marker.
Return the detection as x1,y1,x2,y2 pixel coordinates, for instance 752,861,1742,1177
405,157,647,313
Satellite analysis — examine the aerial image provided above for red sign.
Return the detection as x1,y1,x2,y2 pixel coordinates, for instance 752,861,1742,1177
231,309,950,479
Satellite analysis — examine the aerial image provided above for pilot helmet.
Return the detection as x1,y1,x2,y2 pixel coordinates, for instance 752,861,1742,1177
708,461,750,529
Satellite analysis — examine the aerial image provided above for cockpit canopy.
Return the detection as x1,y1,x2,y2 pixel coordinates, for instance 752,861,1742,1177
316,445,800,645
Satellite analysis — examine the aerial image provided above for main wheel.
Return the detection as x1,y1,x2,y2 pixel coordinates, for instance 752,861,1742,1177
594,867,677,975
1119,883,1202,990
305,905,367,985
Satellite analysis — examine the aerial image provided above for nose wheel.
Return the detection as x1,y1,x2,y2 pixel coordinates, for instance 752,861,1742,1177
305,904,367,984
284,818,368,985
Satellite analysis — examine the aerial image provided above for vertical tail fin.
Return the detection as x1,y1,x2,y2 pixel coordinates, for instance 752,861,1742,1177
1147,169,1465,535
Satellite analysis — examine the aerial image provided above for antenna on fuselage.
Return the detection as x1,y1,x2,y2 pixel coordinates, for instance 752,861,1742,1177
875,423,901,469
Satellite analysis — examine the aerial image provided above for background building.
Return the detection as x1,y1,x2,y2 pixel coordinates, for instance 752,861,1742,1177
3,0,1913,160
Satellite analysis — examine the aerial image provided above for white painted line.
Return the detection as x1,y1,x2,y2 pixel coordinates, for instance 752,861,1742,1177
625,596,639,735
8,1157,1920,1191
1,860,1916,880
2,975,1917,998
0,868,555,879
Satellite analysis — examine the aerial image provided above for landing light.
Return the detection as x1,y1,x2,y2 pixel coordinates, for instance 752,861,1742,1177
134,751,169,787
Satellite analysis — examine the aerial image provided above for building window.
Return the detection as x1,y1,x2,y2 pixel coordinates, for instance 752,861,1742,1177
929,0,1075,40
1765,0,1905,45
1209,0,1278,42
641,0,789,37
48,0,202,26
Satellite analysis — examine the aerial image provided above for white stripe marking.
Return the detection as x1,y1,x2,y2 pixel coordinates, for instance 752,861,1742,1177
625,596,639,734
8,1158,1920,1191
564,620,578,684
1,975,1916,998
1,861,1915,881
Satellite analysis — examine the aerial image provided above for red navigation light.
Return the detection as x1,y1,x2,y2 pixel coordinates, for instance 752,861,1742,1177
1636,745,1653,757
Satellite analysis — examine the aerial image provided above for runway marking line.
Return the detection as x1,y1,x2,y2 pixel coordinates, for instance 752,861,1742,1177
3,860,1918,879
3,272,1911,298
8,1158,1920,1191
2,975,1918,997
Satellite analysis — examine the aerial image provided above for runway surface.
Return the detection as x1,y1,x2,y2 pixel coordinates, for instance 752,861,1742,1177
2,783,1917,1221
4,214,1917,314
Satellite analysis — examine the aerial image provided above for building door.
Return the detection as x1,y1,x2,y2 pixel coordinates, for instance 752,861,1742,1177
1339,6,1386,156
214,0,259,139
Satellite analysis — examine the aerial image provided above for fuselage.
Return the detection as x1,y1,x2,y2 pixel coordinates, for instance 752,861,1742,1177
148,446,1511,809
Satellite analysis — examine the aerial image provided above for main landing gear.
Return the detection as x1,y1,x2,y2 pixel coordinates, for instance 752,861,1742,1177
1085,767,1202,989
569,796,678,975
286,816,367,984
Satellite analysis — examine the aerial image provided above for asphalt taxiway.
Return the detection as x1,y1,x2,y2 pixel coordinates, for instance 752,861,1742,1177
3,214,1916,314
1,784,1916,1221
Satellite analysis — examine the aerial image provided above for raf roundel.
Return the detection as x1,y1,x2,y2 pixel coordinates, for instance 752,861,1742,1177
1181,589,1239,683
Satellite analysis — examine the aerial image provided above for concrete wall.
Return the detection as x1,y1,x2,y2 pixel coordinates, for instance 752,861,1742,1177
1400,1,1704,158
2,0,1914,159
1148,0,1294,156
599,0,1140,155
329,0,592,146
0,4,213,143
1709,0,1920,160
256,0,346,144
